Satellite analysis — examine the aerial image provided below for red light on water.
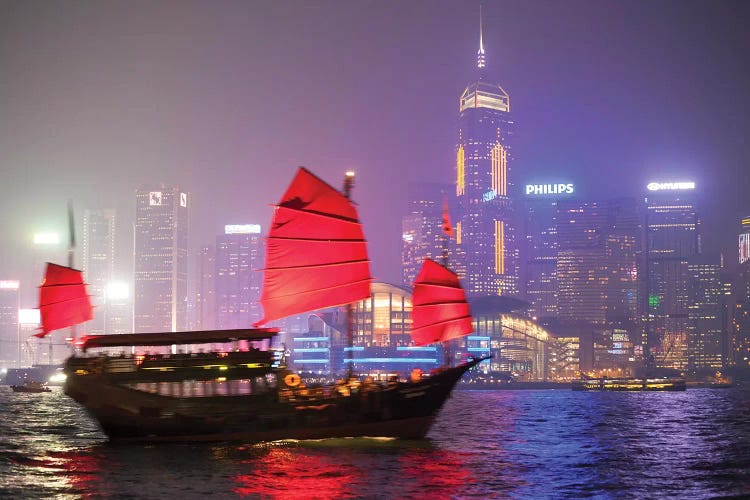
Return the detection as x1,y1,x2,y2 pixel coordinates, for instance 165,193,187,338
234,447,359,498
233,444,474,498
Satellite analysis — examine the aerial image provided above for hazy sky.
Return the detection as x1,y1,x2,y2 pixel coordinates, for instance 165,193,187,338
1,0,749,300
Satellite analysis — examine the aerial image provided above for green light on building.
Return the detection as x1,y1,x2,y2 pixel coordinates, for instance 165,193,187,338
649,294,660,308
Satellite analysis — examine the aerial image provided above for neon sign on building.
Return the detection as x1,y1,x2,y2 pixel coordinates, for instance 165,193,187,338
224,224,261,235
646,181,695,191
525,183,574,196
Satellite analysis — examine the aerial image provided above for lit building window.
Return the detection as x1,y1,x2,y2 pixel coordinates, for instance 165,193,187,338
456,145,465,196
490,143,507,196
495,220,505,275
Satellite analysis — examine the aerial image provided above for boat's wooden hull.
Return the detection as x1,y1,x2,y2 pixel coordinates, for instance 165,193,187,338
64,358,482,443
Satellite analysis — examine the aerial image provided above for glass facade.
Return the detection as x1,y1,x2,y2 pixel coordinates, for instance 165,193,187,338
555,199,640,326
292,282,438,378
463,315,549,381
401,183,454,287
82,209,116,335
215,228,263,329
645,190,699,369
456,80,518,297
686,256,723,369
0,282,19,368
134,187,188,334
524,198,560,321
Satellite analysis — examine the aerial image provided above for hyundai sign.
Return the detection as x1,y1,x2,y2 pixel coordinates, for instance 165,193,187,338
525,183,574,196
646,181,695,191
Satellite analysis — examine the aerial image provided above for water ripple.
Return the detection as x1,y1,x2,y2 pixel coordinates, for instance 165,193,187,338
1,385,749,498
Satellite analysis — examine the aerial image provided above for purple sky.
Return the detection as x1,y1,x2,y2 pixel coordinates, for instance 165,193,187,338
1,0,749,297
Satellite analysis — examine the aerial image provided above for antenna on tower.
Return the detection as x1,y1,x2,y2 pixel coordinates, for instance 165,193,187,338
477,4,486,69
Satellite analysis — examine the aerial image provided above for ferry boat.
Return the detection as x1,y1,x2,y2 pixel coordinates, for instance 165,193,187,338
571,377,687,392
10,380,52,393
42,168,483,442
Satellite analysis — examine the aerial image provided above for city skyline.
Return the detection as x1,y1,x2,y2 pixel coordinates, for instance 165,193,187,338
1,0,749,291
2,4,750,498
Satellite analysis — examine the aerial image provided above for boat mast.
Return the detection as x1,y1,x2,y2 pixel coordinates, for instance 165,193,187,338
441,195,452,368
342,171,356,380
67,201,78,345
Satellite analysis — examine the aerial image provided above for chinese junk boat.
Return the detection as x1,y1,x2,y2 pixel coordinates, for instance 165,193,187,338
55,167,483,442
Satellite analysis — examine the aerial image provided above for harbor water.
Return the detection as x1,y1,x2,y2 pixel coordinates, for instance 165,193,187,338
1,386,749,498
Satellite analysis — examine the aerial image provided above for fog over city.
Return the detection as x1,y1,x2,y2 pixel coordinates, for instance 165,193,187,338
1,0,749,300
3,3,750,497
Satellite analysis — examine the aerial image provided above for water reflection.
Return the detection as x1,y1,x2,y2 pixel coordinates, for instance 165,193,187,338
234,446,361,498
2,387,749,498
231,440,478,499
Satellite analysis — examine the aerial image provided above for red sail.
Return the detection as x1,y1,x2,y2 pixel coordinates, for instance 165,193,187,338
256,167,372,325
36,263,93,338
410,259,473,346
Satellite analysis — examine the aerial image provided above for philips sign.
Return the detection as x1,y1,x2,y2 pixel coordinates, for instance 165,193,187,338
646,181,695,191
525,183,574,196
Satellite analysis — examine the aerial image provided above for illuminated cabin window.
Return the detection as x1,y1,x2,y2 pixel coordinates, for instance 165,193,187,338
495,221,505,275
491,143,507,196
456,146,465,196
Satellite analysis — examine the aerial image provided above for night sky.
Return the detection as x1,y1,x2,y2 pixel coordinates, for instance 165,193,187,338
1,0,749,301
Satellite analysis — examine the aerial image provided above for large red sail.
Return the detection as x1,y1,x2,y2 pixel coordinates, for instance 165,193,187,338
256,167,372,325
410,259,473,346
36,263,93,338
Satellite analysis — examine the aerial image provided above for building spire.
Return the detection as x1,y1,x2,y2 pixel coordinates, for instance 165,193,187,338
477,4,486,69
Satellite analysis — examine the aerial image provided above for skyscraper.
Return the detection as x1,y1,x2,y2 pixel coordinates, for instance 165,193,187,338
644,181,699,369
215,224,263,329
732,216,750,370
740,215,750,265
401,183,452,287
134,187,188,333
82,209,116,335
686,255,723,369
523,183,576,321
0,280,20,367
455,13,518,297
556,198,640,326
194,245,215,330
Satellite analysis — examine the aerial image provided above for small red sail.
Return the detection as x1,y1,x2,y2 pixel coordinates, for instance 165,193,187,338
36,263,93,338
410,259,473,346
256,167,372,325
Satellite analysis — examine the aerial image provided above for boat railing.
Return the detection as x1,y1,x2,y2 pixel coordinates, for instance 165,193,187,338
66,350,275,380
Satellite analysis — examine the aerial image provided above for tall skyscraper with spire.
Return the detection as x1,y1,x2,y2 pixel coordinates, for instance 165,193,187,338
455,9,518,296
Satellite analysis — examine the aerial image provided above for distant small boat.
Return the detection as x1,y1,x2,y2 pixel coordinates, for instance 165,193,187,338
708,381,733,389
572,377,686,391
11,381,52,393
708,371,733,388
